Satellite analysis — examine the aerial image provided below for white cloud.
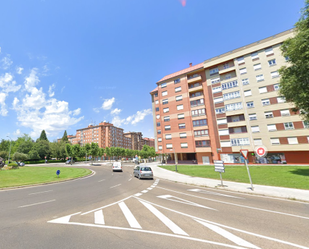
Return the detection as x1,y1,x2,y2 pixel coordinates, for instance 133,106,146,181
111,108,152,127
14,129,21,136
16,67,24,74
112,116,125,127
111,108,121,115
48,83,55,97
102,97,115,110
1,55,13,70
13,68,84,138
0,92,8,116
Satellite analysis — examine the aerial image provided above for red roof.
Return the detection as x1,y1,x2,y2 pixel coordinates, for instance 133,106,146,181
150,86,158,94
157,63,204,83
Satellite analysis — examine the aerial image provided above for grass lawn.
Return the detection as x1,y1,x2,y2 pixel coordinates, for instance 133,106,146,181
0,167,92,189
159,165,309,190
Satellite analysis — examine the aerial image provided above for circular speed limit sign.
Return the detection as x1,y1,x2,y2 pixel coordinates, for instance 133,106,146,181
255,146,267,158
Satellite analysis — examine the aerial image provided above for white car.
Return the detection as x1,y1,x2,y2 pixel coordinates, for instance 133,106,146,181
112,162,122,172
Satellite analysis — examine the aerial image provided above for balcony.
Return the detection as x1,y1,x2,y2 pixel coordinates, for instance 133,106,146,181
187,74,202,84
219,65,235,75
188,84,203,93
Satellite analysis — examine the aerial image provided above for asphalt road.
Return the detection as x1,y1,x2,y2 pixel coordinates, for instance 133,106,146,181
0,162,308,249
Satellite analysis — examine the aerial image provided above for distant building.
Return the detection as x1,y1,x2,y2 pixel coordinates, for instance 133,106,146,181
123,132,143,150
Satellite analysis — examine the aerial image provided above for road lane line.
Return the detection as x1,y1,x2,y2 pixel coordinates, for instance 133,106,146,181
134,193,142,197
147,187,153,190
19,199,56,208
141,190,148,193
140,200,188,236
98,179,106,182
128,178,132,181
118,202,142,229
195,219,259,249
29,190,53,195
110,184,121,189
94,210,105,225
188,189,244,199
157,187,309,220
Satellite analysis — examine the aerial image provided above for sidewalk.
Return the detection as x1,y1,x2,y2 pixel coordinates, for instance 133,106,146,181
148,162,309,202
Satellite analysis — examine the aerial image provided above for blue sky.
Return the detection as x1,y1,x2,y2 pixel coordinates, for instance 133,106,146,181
0,0,305,141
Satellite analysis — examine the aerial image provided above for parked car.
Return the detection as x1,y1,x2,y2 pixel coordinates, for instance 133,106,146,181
112,161,122,172
65,159,74,164
134,166,153,179
17,162,25,166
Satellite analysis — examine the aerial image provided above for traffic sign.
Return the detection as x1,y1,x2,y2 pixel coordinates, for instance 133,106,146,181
240,149,249,159
255,146,267,158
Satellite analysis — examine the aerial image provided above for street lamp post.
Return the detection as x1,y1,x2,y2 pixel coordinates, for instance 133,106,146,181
7,136,11,164
170,148,178,172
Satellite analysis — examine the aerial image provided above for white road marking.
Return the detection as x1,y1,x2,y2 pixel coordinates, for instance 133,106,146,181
188,189,244,199
140,200,188,236
147,187,153,190
157,195,216,211
157,187,309,220
98,179,106,182
134,193,142,197
29,190,53,195
110,184,121,189
119,202,142,229
141,190,148,193
94,210,105,225
195,219,259,249
48,212,81,224
128,178,132,181
19,199,56,208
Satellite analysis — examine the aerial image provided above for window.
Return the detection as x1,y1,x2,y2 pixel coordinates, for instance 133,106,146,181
156,107,159,112
189,82,202,89
210,68,219,75
178,113,185,119
175,95,183,101
211,77,220,84
217,118,227,125
270,138,280,145
174,78,180,83
194,129,209,137
195,140,211,147
271,71,279,78
231,138,250,146
155,100,159,104
244,90,252,97
280,109,290,116
190,91,203,97
191,98,204,107
254,139,263,145
193,119,207,127
239,68,247,74
268,59,276,66
251,52,259,60
158,137,162,142
264,111,273,118
265,47,274,56
161,83,167,88
162,99,168,105
242,78,249,85
192,108,206,117
303,121,309,128
165,134,172,140
214,97,224,104
157,130,161,134
179,123,186,129
220,141,231,147
259,87,267,94
261,98,270,106
162,91,167,96
158,145,162,150
177,104,184,110
164,116,170,122
223,63,230,69
215,107,225,114
163,107,169,113
175,86,182,92
166,144,173,149
249,113,257,120
181,143,188,148
157,122,160,127
218,129,229,135
274,84,280,90
277,97,286,103
212,86,222,93
237,57,245,64
222,80,238,89
225,74,231,80
156,114,160,119
284,122,294,130
246,101,254,108
225,102,243,111
179,132,187,138
256,74,264,82
253,63,261,70
288,137,298,145
267,124,277,131
165,125,171,130
223,91,240,100
231,116,241,122
251,126,260,133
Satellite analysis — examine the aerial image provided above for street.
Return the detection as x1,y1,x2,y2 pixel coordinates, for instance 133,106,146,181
0,163,308,249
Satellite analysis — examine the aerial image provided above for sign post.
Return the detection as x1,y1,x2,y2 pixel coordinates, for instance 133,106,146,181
240,149,254,190
214,160,225,187
56,170,60,178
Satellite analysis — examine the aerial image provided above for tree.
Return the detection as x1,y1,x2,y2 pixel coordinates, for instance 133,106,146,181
65,143,72,161
62,130,69,142
17,140,34,155
99,148,105,160
105,147,111,161
90,143,99,164
0,151,8,159
114,147,122,161
31,140,50,159
84,143,91,160
13,152,28,162
279,0,309,121
110,147,115,160
38,130,49,142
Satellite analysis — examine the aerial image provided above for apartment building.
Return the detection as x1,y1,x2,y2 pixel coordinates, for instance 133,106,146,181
151,29,309,164
142,137,155,148
123,132,143,150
